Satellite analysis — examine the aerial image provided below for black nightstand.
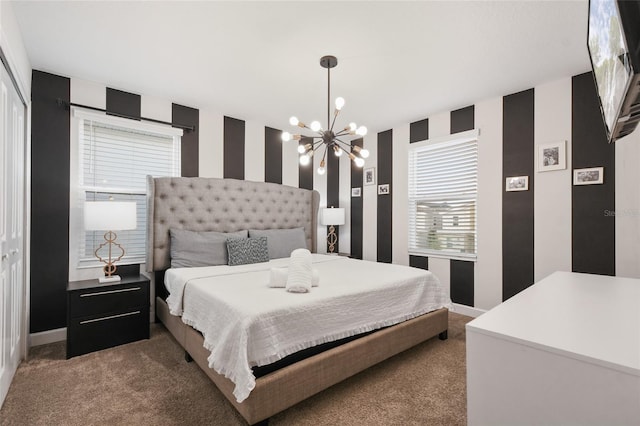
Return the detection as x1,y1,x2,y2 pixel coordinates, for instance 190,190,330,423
67,275,150,359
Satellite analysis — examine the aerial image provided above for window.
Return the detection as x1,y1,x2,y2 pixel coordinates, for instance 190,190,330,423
71,108,182,269
408,129,478,260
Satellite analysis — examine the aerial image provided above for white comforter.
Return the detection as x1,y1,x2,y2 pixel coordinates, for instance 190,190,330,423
164,254,451,402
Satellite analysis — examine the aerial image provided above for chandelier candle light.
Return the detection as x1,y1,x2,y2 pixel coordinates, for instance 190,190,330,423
282,55,369,175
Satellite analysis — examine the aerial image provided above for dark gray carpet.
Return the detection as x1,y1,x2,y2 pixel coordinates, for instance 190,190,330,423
0,313,472,426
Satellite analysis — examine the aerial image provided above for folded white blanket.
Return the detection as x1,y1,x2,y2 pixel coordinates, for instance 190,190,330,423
269,267,320,288
286,248,313,293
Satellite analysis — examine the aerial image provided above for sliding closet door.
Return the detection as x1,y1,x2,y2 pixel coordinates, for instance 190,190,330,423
0,60,26,407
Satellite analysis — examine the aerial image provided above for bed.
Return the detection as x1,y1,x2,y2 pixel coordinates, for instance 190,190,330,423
146,176,450,425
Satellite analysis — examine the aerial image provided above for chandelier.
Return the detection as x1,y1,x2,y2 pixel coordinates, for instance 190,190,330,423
281,55,369,175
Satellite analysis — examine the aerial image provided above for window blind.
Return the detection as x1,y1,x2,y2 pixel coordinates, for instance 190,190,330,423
408,133,478,259
77,115,181,265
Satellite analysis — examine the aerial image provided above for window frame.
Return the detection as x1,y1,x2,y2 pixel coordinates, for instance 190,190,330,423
69,107,182,278
408,129,478,262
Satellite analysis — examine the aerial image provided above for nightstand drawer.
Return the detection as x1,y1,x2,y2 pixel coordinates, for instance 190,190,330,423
67,309,149,358
67,275,151,358
69,283,148,318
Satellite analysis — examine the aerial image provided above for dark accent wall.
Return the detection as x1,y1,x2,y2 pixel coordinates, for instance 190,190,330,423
450,105,474,134
350,138,364,259
571,72,616,275
31,71,71,333
173,104,199,177
298,137,314,190
409,119,429,268
224,116,245,180
106,88,141,120
327,143,340,252
502,89,535,301
450,260,474,306
409,255,428,270
264,127,282,184
450,106,476,306
410,118,429,143
377,130,393,263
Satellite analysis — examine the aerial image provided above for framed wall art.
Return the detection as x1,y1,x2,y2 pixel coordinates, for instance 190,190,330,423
505,176,529,192
573,167,603,185
364,167,376,186
537,140,566,172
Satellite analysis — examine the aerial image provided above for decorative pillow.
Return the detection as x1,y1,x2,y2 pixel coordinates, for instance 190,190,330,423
170,229,248,268
248,227,307,259
226,237,269,266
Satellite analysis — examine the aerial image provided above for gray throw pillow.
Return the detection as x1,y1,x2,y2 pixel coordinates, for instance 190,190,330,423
226,237,270,266
170,229,248,268
248,227,307,259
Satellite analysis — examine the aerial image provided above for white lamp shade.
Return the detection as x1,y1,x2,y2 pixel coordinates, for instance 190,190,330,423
84,201,137,231
320,207,345,226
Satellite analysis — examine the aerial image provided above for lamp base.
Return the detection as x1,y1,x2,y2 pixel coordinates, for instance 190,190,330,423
98,275,122,284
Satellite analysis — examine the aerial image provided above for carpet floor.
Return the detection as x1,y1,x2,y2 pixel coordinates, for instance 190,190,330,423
0,312,472,426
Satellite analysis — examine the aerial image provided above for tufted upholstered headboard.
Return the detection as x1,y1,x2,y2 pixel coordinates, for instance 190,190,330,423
146,176,320,272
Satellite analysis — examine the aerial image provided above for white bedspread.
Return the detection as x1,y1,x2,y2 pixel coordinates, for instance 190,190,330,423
165,254,451,402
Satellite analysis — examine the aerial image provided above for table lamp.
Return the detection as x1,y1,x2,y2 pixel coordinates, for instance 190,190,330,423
84,201,137,283
319,207,345,254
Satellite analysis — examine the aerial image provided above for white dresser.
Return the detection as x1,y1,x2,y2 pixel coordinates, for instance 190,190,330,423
466,271,640,426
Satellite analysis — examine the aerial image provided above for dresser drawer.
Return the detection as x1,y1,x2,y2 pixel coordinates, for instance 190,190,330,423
69,283,149,318
67,309,149,358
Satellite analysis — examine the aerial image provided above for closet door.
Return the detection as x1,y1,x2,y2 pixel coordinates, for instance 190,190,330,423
0,60,25,407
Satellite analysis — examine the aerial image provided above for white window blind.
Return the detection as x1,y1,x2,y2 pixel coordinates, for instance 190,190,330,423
74,108,181,267
408,130,478,260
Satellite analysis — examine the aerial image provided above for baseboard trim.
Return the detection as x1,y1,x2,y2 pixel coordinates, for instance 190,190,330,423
452,303,486,318
30,327,66,347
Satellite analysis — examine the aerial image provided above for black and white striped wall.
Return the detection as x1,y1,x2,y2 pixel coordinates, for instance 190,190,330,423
31,69,640,337
30,70,353,337
352,72,640,315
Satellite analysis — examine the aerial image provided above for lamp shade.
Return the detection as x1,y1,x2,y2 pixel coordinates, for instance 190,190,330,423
320,207,345,226
84,201,137,231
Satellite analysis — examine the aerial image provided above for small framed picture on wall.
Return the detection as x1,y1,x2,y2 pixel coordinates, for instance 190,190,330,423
537,141,566,172
573,167,604,185
351,187,361,197
378,184,390,195
364,167,376,186
505,176,529,192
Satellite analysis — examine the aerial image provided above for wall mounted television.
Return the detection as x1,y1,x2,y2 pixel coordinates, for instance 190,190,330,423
587,0,640,143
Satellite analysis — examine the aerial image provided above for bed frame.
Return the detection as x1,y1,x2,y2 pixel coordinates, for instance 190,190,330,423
146,176,448,425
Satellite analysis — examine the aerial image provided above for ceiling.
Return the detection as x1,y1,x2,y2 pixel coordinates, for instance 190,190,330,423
11,1,591,135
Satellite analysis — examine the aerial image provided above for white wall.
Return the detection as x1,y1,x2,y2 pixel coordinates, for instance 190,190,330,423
338,141,351,254
362,133,378,261
392,124,409,266
615,129,640,278
474,96,503,310
0,1,31,96
198,109,224,178
533,78,572,282
313,140,328,254
244,120,265,183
